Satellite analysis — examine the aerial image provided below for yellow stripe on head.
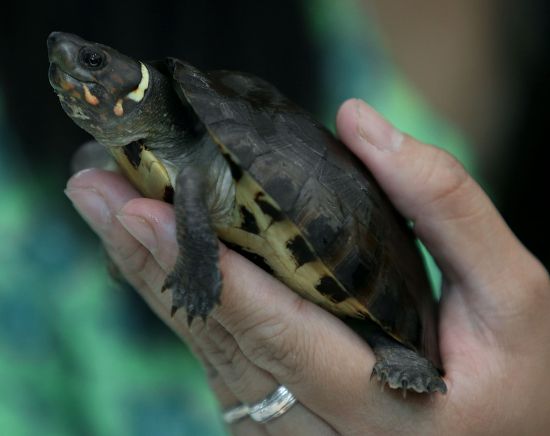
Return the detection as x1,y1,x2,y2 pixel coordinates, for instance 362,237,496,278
126,63,149,102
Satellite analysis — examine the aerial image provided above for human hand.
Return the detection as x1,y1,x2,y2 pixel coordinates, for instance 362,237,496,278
65,99,550,435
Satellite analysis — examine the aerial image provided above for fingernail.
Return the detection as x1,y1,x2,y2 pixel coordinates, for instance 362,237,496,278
65,187,112,234
355,99,403,152
117,214,158,253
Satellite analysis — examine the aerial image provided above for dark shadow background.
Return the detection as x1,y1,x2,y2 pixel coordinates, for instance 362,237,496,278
497,0,550,268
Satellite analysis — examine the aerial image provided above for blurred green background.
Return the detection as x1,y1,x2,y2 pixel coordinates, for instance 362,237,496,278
1,0,548,435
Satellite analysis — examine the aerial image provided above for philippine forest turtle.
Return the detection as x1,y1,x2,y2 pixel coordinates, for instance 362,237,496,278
47,32,446,394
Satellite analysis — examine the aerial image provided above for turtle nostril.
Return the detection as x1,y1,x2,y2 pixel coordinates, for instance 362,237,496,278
47,32,83,65
47,36,79,71
47,31,63,58
48,31,61,42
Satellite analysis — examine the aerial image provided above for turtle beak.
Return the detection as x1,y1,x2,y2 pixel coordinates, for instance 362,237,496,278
48,32,83,69
47,31,98,84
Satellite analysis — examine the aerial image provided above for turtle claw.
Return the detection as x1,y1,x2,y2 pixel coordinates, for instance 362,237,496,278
170,305,178,318
168,303,203,328
161,263,221,326
371,357,447,395
162,272,175,294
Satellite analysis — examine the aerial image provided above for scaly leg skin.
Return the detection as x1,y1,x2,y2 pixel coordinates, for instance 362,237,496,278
368,330,447,395
162,166,222,325
346,319,446,395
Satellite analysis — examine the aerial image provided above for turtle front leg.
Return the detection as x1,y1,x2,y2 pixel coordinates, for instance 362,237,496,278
162,166,222,324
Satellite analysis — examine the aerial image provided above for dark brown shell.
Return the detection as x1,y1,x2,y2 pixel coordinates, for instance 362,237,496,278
168,59,441,368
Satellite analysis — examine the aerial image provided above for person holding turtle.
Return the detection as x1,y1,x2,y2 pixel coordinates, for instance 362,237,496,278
57,34,550,435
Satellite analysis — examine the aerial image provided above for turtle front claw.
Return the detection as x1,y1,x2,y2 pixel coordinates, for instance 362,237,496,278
162,264,222,325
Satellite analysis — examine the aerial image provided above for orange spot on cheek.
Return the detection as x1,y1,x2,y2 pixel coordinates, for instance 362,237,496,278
113,99,124,116
83,85,100,106
61,81,75,91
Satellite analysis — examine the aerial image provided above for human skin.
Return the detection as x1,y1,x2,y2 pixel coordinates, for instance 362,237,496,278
65,99,550,435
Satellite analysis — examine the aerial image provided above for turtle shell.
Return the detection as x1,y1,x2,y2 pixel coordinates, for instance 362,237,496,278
166,59,440,368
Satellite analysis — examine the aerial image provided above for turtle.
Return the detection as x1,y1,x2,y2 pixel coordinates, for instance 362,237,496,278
47,31,447,394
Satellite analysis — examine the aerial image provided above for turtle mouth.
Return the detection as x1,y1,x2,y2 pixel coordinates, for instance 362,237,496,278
49,62,104,122
48,62,96,94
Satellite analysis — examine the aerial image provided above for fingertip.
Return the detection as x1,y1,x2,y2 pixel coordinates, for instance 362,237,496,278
336,98,362,146
336,98,360,128
67,167,141,206
66,167,107,190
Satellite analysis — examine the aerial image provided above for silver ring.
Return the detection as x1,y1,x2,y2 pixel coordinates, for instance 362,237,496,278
222,403,250,424
248,385,297,424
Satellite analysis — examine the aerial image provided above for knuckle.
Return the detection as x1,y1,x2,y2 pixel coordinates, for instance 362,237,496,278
246,332,302,383
196,322,271,397
488,258,550,342
236,298,308,383
140,256,167,293
198,321,251,385
419,148,470,207
523,262,550,305
106,239,164,291
116,243,149,275
217,342,247,381
530,263,550,290
207,326,241,367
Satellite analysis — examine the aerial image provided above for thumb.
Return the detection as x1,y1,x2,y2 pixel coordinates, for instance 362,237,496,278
336,99,546,319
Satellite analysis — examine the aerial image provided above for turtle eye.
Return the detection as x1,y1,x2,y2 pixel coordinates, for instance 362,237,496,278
79,47,105,70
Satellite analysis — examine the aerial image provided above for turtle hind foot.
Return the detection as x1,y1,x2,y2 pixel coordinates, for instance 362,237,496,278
162,265,221,325
346,320,447,395
371,346,447,395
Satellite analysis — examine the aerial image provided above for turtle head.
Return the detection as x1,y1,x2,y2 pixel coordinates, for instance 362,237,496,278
47,32,152,144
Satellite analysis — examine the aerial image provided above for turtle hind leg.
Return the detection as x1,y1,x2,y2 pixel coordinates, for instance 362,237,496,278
367,330,447,395
346,320,446,395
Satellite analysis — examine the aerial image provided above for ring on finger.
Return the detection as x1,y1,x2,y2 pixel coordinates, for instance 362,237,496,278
222,403,250,424
223,385,297,425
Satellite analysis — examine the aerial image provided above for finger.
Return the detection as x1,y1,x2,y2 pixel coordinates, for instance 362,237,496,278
66,169,166,293
118,201,338,435
66,168,140,238
192,319,336,435
123,267,270,436
212,250,434,432
66,169,145,272
71,176,333,434
336,99,547,310
66,171,273,434
118,204,430,432
130,249,332,436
